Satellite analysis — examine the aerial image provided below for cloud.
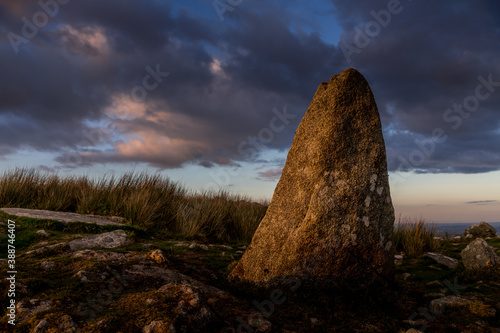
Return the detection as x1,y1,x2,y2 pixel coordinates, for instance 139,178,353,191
330,0,500,173
1,0,327,169
256,167,283,181
466,200,498,206
55,24,111,57
1,0,499,175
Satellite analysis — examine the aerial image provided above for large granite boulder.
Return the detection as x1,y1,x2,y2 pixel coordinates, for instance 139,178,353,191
463,221,497,239
461,238,500,270
230,68,395,292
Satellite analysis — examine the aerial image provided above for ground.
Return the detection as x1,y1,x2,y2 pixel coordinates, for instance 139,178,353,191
0,210,499,333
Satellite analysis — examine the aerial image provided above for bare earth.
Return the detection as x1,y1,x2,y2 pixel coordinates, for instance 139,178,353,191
0,208,125,226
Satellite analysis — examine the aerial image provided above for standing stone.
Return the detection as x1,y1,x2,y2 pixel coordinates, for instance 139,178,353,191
230,68,395,292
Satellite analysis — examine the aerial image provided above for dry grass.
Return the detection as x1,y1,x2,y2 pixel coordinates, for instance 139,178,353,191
176,191,268,243
1,168,442,248
393,215,439,257
0,168,267,243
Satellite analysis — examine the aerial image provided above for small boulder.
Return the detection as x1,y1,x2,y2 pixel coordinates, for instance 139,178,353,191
464,221,497,239
248,316,272,332
310,318,320,326
33,319,48,333
142,320,175,333
424,252,459,269
461,238,500,270
430,296,468,314
58,314,78,333
214,244,233,250
67,230,130,250
426,280,444,288
40,260,55,270
189,243,208,250
16,299,52,321
394,254,404,266
36,229,49,237
146,249,168,264
75,269,109,283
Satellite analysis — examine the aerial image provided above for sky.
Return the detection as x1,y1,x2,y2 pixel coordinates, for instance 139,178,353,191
0,0,499,223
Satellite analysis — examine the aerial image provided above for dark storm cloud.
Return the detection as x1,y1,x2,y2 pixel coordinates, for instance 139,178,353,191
1,0,499,174
0,0,216,164
331,0,500,173
222,9,340,100
0,0,333,169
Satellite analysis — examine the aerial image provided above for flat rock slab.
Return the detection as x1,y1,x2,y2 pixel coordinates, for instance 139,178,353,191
67,230,130,250
1,208,125,226
424,252,459,269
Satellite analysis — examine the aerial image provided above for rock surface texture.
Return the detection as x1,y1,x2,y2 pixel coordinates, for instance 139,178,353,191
461,238,500,270
230,68,395,291
464,221,497,239
0,208,125,226
67,230,130,250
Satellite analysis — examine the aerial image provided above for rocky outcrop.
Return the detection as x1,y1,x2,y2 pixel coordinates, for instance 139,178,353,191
16,299,52,323
25,242,70,256
230,68,395,292
464,221,497,239
67,230,130,250
72,249,133,263
461,238,500,269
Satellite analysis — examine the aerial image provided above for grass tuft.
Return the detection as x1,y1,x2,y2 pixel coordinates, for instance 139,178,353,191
393,215,439,257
